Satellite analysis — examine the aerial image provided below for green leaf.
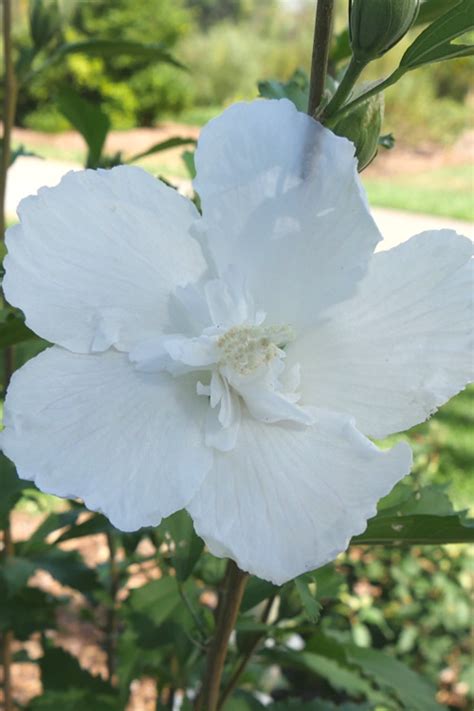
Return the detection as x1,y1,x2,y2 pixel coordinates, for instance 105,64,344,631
258,69,309,112
127,136,196,164
159,509,204,581
401,0,474,68
416,0,455,25
55,513,113,543
0,312,37,349
182,149,196,179
1,557,36,595
20,509,83,551
294,576,322,623
39,646,115,696
27,546,97,592
57,89,110,169
52,39,183,67
352,512,474,545
0,454,30,527
345,644,443,711
264,648,379,701
127,576,181,627
0,585,57,639
27,690,117,711
241,576,279,612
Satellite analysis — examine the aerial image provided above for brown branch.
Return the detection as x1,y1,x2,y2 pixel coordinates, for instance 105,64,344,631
194,561,249,711
307,0,335,117
217,595,276,710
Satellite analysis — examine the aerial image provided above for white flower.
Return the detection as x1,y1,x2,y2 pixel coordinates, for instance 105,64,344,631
1,99,472,584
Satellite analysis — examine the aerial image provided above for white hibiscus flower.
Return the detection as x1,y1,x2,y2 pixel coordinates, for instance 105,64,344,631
1,100,472,584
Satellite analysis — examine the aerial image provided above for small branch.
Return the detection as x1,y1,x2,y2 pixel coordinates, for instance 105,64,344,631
217,595,276,710
307,0,335,117
1,0,17,240
194,561,249,711
105,532,119,683
321,54,367,122
325,67,406,126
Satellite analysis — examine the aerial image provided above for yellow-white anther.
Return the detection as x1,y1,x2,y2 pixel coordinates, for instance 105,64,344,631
217,324,294,375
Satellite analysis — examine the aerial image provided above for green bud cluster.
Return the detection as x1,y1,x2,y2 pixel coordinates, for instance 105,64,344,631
349,0,420,61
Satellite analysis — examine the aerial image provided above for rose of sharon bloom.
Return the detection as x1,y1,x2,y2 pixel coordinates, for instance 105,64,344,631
2,100,472,584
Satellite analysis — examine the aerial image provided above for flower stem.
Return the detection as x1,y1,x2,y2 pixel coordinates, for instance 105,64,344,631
307,0,336,117
217,595,275,710
194,560,249,711
321,55,367,122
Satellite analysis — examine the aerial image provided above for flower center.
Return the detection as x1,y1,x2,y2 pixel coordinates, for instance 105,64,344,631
217,324,294,376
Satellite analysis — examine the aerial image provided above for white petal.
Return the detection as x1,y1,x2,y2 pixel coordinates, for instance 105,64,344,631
193,99,381,330
289,230,473,438
4,166,206,353
1,347,212,530
188,411,412,584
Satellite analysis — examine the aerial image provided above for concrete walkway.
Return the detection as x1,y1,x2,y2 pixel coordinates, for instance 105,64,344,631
6,156,474,249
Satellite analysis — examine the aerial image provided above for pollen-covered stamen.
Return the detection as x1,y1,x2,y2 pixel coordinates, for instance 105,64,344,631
217,324,294,376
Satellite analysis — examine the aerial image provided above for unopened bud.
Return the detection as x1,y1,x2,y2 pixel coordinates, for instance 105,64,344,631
350,0,420,61
333,91,384,171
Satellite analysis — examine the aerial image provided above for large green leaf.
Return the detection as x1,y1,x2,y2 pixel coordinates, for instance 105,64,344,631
57,89,110,169
345,645,443,711
27,690,117,711
401,0,474,68
352,513,474,545
55,512,113,543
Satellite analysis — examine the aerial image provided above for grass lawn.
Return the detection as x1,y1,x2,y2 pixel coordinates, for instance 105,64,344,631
363,164,474,222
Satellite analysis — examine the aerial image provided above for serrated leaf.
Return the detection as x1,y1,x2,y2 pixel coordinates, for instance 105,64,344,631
294,576,322,623
0,585,57,639
127,576,181,626
345,644,443,711
401,0,474,68
55,512,113,542
57,89,110,169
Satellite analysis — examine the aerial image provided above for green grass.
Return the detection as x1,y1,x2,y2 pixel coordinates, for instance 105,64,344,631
363,165,474,221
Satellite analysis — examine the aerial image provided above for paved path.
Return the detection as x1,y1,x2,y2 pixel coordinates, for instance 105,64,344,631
6,156,473,249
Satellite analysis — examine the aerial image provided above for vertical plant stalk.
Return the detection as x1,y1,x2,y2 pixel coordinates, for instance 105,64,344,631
1,524,14,711
105,532,119,683
194,561,249,711
1,5,16,708
217,595,276,710
1,0,17,240
307,0,335,117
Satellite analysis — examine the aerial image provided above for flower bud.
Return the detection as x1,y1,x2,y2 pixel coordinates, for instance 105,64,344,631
350,0,420,61
333,91,384,171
